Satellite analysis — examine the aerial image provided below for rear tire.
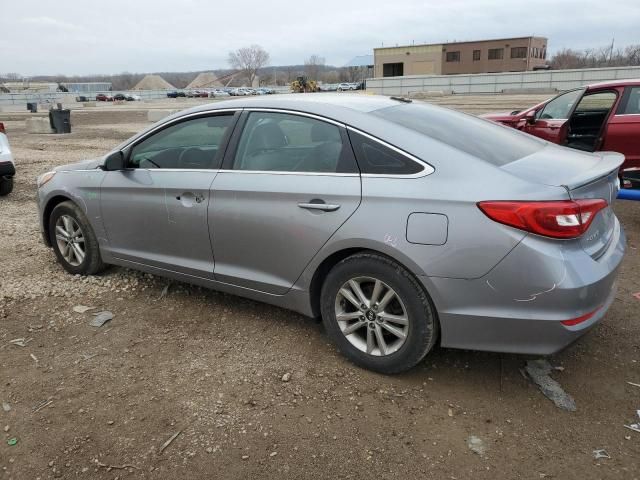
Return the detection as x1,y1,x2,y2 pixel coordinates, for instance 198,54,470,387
320,252,438,374
49,201,106,275
0,177,13,196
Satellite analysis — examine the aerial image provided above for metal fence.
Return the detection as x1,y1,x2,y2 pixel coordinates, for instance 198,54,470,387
0,86,291,108
366,66,640,95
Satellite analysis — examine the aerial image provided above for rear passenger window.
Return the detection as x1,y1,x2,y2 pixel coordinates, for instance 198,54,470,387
621,87,640,114
233,112,357,173
348,131,424,175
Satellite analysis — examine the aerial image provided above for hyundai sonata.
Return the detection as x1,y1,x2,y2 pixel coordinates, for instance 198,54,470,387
36,94,625,373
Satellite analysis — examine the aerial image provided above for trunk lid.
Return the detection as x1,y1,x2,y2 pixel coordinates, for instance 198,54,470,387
502,146,623,258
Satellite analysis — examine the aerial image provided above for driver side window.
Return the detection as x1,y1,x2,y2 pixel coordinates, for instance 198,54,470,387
129,114,234,169
537,89,583,120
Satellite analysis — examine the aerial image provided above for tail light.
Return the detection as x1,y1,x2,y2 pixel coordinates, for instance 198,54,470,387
477,199,607,239
0,122,5,134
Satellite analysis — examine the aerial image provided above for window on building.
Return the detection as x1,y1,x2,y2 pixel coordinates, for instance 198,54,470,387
445,51,460,62
473,50,481,61
511,47,528,59
488,48,504,60
382,62,404,77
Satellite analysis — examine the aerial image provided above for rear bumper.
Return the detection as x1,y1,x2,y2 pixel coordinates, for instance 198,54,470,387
422,217,626,355
0,161,15,177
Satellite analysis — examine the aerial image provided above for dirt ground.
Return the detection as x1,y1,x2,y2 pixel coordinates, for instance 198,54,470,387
1,96,639,480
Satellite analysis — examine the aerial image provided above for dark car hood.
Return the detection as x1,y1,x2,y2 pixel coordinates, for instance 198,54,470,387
55,156,104,172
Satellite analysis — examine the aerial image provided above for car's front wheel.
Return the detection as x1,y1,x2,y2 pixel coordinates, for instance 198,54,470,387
49,201,105,275
320,253,438,374
0,177,14,196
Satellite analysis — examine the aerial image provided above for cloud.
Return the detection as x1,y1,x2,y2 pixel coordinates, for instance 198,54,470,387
1,0,639,75
20,16,84,31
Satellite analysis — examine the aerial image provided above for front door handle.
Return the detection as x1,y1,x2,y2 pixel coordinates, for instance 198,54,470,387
176,192,204,206
298,202,341,212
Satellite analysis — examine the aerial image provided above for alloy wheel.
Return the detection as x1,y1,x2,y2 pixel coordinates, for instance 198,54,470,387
55,215,86,266
334,276,409,356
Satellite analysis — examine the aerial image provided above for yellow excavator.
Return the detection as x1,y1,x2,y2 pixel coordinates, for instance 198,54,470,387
290,76,318,93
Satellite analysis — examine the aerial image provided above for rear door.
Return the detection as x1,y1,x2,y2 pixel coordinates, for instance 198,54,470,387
211,110,361,294
603,86,640,171
100,111,238,278
524,88,584,143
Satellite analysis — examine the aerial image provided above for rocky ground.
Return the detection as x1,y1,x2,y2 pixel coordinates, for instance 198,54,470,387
1,96,639,479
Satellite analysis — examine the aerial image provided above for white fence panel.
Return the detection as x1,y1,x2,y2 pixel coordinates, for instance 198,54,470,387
366,66,640,95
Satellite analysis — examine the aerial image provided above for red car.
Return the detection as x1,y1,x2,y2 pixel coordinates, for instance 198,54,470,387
95,93,113,102
483,79,640,184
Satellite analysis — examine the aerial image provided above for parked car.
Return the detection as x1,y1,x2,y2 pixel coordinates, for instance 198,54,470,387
125,93,141,101
210,89,230,98
113,93,127,101
95,93,113,101
230,88,252,96
482,79,640,186
337,83,355,91
36,95,625,373
0,122,15,196
166,91,179,98
75,95,89,102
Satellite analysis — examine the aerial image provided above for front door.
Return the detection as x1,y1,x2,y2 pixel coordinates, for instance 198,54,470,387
524,88,584,143
211,110,361,294
100,112,237,278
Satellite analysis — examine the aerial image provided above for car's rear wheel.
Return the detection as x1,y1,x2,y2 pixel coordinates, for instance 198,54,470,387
320,252,438,374
0,177,14,196
49,201,105,275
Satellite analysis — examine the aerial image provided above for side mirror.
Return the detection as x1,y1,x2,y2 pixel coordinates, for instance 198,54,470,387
525,111,536,125
103,151,125,171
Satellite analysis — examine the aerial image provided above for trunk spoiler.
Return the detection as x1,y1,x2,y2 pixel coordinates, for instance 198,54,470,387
501,146,624,191
561,151,625,190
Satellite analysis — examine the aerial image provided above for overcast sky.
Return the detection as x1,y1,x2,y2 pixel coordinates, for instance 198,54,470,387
2,0,639,76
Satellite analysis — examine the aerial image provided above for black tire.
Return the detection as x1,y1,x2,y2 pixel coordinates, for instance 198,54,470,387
320,252,439,374
0,177,13,196
49,201,106,275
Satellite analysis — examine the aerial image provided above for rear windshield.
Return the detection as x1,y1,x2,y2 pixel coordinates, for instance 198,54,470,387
373,103,545,166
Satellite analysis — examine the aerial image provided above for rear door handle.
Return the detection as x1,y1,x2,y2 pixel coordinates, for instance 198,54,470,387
298,202,341,212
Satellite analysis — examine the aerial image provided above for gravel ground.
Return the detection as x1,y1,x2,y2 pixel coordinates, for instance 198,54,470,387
1,97,639,479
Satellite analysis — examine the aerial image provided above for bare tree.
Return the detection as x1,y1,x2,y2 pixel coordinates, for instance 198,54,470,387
304,54,325,81
550,43,640,70
228,45,270,87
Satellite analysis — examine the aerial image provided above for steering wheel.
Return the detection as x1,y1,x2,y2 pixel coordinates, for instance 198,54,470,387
178,147,208,169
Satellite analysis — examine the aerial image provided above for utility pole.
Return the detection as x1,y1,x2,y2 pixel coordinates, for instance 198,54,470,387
609,36,615,64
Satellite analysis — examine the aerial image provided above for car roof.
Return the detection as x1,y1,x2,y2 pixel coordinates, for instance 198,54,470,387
186,93,401,116
586,78,640,90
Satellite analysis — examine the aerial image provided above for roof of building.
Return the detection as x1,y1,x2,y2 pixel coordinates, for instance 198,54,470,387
344,55,374,68
374,36,547,51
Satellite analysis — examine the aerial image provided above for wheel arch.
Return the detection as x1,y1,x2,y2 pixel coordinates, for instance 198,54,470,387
307,247,438,328
42,195,75,246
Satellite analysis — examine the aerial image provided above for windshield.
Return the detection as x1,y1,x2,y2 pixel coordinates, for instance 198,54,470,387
373,102,546,166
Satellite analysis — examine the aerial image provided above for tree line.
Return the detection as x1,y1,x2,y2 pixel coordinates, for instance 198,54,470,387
4,42,637,90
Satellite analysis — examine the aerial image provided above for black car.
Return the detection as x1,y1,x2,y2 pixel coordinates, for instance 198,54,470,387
113,93,127,101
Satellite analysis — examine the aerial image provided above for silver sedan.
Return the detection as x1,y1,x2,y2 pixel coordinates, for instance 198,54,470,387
36,94,625,373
